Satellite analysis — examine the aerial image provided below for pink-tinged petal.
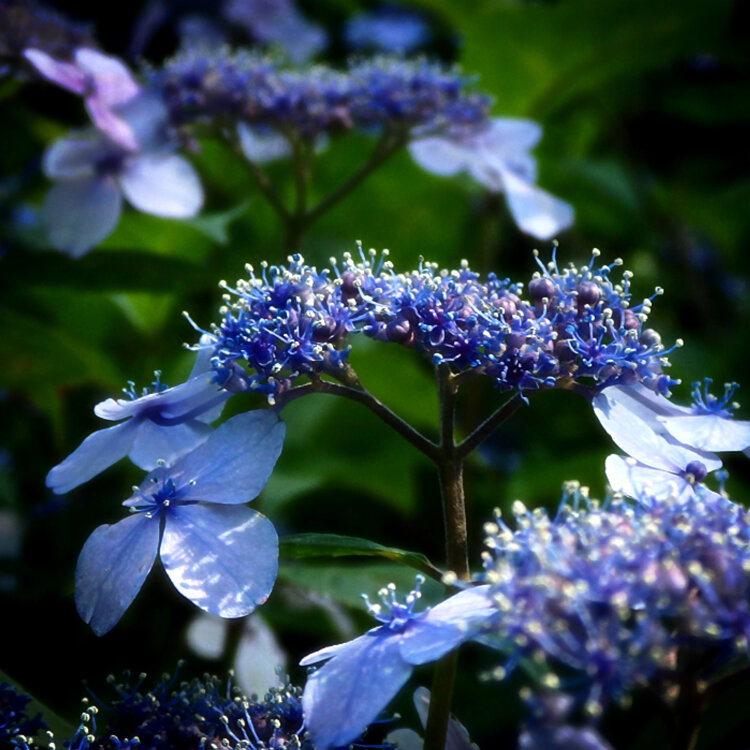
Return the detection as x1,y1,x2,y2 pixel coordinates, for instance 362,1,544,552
604,454,695,503
74,48,139,107
409,136,468,176
120,154,203,217
128,420,213,471
43,176,122,257
46,420,139,495
160,504,278,617
500,169,574,240
593,387,722,473
42,133,104,179
399,586,495,665
172,410,286,505
23,48,86,93
75,513,160,636
302,631,411,749
658,414,750,453
85,99,139,151
237,123,291,164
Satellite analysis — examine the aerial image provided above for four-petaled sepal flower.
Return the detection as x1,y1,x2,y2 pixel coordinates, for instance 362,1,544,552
75,409,285,635
300,580,495,749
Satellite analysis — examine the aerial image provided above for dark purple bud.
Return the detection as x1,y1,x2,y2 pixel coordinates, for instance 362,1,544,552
639,328,662,347
554,338,577,362
684,461,708,483
506,333,526,350
494,295,517,319
386,318,413,344
312,317,343,342
340,271,360,301
577,281,600,309
528,277,556,303
612,308,639,330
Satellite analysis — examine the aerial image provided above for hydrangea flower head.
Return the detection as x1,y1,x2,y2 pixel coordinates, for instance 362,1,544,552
204,248,677,401
75,409,284,635
410,118,574,239
300,578,495,749
150,51,490,142
481,483,750,714
24,47,141,149
357,247,677,397
39,93,203,256
47,342,233,493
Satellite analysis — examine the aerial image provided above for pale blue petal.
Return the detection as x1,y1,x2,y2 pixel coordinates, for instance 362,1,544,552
120,154,203,218
189,335,229,424
75,513,160,636
399,586,496,665
128,419,213,471
94,370,230,422
604,454,695,503
484,118,542,154
160,503,278,617
411,687,478,750
299,639,359,666
500,168,574,240
171,410,286,505
409,137,468,176
385,729,423,750
237,123,291,164
42,133,104,179
658,414,750,453
593,387,722,473
302,631,411,749
46,420,138,494
43,176,122,257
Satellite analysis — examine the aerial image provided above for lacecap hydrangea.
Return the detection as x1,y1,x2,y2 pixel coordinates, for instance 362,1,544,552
479,483,750,715
198,246,678,401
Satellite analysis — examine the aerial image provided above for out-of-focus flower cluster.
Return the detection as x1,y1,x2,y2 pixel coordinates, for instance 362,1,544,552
149,51,490,141
480,483,750,715
4,670,397,750
206,247,675,400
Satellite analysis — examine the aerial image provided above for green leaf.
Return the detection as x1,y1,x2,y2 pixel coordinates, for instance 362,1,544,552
183,202,250,244
420,0,733,118
280,532,443,581
278,561,443,609
0,248,210,292
0,668,77,742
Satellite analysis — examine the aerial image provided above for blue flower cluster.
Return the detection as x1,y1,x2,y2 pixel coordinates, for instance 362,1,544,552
0,682,46,749
208,255,359,400
149,51,490,140
3,670,398,750
208,247,675,400
480,484,750,715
